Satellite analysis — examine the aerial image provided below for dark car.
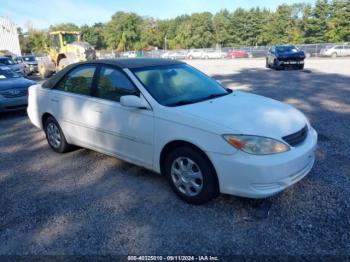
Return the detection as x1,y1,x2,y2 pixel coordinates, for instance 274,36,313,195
0,66,36,112
15,55,39,75
266,45,305,70
0,56,24,75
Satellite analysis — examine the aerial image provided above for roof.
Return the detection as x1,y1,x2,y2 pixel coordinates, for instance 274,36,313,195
80,58,185,69
42,58,185,89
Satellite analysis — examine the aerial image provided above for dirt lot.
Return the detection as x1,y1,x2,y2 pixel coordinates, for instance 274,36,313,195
0,58,349,256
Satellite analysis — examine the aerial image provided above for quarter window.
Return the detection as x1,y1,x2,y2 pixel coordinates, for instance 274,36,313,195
96,66,136,102
56,65,96,96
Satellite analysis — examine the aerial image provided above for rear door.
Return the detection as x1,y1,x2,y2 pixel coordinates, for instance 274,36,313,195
50,64,100,147
89,65,154,168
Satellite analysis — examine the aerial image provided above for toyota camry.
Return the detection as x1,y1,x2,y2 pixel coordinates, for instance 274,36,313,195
27,59,317,204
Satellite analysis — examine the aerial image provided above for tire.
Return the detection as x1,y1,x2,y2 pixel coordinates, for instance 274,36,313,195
164,146,219,205
265,58,270,68
44,116,71,153
38,61,52,79
298,64,304,70
188,55,193,60
58,58,69,71
273,59,283,70
331,52,337,58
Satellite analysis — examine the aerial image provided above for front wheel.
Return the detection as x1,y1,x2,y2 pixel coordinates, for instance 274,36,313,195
164,146,219,204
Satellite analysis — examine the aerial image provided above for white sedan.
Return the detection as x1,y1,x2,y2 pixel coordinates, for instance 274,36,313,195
27,59,317,204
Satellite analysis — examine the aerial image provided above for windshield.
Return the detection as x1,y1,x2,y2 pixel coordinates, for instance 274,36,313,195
0,67,21,79
23,56,36,62
63,34,79,44
0,58,15,65
132,64,230,106
276,46,298,53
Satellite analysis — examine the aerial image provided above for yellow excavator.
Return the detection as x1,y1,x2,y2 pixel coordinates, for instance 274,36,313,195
38,31,96,78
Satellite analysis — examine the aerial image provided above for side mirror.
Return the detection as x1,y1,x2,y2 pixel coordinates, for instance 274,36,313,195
120,95,149,109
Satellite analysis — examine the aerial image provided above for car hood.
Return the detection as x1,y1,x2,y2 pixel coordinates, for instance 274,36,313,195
0,77,36,90
174,91,308,139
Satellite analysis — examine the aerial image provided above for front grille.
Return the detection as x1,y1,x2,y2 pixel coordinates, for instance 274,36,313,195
279,57,304,62
282,125,308,146
0,89,27,98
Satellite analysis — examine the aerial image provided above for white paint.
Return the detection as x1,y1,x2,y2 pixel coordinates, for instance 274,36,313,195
0,17,21,56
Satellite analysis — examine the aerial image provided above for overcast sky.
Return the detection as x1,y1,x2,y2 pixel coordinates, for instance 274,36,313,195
0,0,316,30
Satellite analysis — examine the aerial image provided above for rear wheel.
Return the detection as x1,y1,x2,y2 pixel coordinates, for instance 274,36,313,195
331,52,337,58
164,146,219,204
44,116,71,153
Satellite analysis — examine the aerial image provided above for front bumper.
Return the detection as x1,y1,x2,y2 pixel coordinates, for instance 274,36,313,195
208,127,317,198
279,60,304,66
0,96,28,112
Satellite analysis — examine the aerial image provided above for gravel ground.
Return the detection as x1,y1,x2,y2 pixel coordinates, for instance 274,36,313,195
0,58,349,256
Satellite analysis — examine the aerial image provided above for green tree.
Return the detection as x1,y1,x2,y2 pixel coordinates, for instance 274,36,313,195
213,9,231,47
49,23,80,32
261,5,300,45
81,23,106,49
304,0,331,43
103,11,142,50
326,0,350,42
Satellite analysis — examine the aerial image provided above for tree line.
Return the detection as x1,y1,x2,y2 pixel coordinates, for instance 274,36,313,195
19,0,350,54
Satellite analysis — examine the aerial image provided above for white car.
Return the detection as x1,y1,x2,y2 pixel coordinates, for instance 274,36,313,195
187,50,203,60
320,45,350,58
121,51,137,58
201,50,227,59
27,59,317,204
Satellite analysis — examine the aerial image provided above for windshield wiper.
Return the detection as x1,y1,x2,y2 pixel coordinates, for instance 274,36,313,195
168,100,196,107
168,91,231,107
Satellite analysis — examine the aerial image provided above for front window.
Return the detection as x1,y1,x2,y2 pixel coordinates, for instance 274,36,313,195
96,66,137,102
0,68,21,79
132,64,230,107
63,34,79,44
0,58,15,65
276,45,298,53
23,56,36,62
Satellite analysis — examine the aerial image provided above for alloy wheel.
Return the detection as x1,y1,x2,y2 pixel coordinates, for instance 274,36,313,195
170,157,203,196
47,122,61,149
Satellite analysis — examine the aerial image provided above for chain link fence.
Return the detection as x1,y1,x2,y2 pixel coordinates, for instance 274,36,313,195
96,43,350,60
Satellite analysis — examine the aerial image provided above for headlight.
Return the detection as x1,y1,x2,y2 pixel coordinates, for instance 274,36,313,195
223,134,290,155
